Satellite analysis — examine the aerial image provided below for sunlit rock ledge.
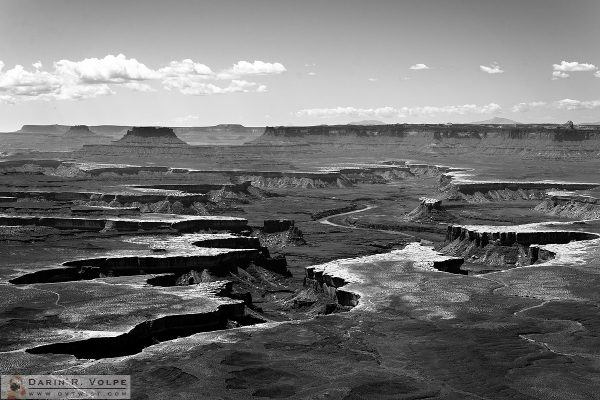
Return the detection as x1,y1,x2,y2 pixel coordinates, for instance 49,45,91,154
304,243,463,310
0,213,248,232
445,222,599,247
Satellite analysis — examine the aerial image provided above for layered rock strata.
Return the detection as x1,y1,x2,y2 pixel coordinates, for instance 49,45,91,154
304,243,464,309
535,192,600,220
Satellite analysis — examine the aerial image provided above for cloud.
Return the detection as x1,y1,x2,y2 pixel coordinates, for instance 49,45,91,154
554,98,600,110
411,103,502,116
0,64,63,98
510,99,600,112
297,106,399,119
367,77,378,82
552,71,570,79
55,53,160,84
552,61,597,79
158,59,213,78
0,54,160,102
296,103,501,119
511,101,546,112
165,79,266,96
308,72,317,76
174,115,201,124
595,71,600,78
162,59,284,93
220,60,286,79
0,55,285,102
480,63,504,74
409,63,430,70
55,83,114,101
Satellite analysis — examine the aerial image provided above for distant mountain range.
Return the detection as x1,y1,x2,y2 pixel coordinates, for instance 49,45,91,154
469,117,520,125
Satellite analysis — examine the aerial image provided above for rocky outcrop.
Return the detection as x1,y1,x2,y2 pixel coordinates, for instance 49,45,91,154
304,244,465,307
116,127,190,146
230,171,350,188
535,193,600,220
440,173,598,203
442,223,599,271
10,233,288,284
24,280,258,359
406,198,455,223
254,124,600,159
63,125,96,137
0,214,248,233
445,224,598,247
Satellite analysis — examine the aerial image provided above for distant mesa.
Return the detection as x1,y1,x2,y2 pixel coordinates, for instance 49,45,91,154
115,126,190,146
348,120,386,126
64,125,96,137
17,124,69,134
469,117,520,125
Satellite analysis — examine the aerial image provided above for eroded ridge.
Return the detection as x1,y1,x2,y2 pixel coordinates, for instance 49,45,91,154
9,233,286,284
439,172,599,203
25,281,264,359
304,243,464,310
0,213,248,232
535,191,600,220
442,223,600,273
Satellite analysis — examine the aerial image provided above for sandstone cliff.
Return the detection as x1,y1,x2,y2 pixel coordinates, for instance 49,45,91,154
253,124,600,159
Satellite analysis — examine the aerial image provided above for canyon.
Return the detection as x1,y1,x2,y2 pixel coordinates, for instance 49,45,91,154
0,123,599,399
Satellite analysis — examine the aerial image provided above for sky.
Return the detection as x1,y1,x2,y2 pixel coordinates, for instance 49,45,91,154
0,0,599,131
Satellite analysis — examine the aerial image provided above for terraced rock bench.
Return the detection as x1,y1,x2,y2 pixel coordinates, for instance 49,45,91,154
0,213,248,233
305,243,465,307
445,224,599,247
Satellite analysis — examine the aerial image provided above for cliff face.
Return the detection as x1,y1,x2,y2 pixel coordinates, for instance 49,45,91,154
64,125,96,137
253,124,600,159
261,124,600,140
115,127,189,146
17,125,69,135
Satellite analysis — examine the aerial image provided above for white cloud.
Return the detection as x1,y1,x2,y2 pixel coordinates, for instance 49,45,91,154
55,83,114,101
554,98,600,110
0,64,63,98
552,61,597,79
296,103,501,119
162,59,284,94
174,115,201,124
307,72,317,76
0,55,285,102
595,71,600,78
409,63,430,70
480,63,504,74
297,106,399,119
552,71,570,79
553,61,596,72
511,99,600,112
158,59,213,78
55,53,159,84
0,54,162,102
165,79,266,96
224,60,286,78
406,103,501,116
511,101,546,112
367,77,378,82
